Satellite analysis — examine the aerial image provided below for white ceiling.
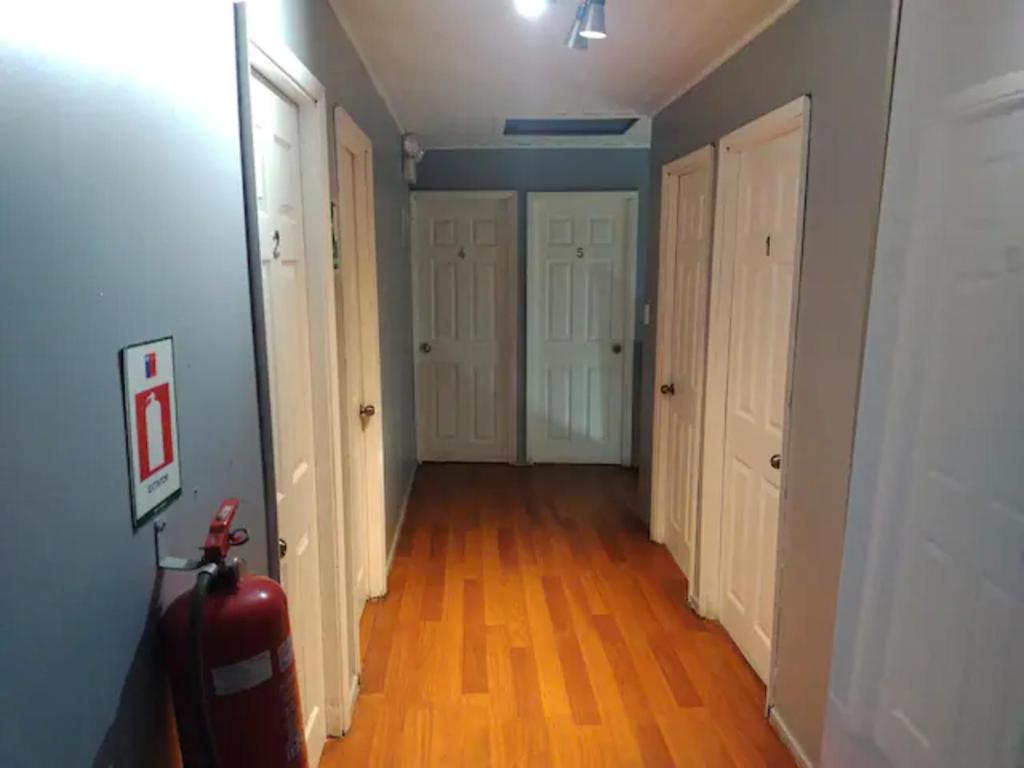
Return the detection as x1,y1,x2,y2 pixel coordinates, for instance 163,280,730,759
330,0,796,149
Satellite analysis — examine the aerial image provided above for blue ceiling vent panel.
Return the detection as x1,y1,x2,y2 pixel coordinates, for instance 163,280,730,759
503,117,639,137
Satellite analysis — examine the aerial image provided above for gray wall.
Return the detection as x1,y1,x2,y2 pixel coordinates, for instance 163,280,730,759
645,0,899,760
258,0,416,547
0,3,264,764
413,148,650,462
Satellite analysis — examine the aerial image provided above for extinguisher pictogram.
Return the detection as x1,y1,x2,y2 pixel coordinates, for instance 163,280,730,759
145,392,165,469
134,382,173,481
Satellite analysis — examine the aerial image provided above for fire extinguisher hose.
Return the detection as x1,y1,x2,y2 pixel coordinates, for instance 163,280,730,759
188,566,221,768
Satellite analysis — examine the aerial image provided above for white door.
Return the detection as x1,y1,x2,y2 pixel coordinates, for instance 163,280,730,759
820,2,1024,764
527,192,637,464
717,120,805,681
652,147,714,582
870,69,1024,768
250,72,327,760
412,194,514,462
335,107,387,621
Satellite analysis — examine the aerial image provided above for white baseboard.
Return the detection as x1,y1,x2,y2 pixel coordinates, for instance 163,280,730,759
769,707,815,768
326,699,344,739
343,673,360,735
385,471,415,576
691,590,716,620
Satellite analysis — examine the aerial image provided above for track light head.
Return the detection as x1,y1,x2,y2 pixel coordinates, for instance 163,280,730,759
580,0,607,40
565,1,589,50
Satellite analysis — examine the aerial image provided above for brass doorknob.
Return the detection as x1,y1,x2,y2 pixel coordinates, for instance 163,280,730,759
278,538,288,559
420,342,432,354
770,454,782,470
612,343,623,354
661,383,675,396
360,404,376,418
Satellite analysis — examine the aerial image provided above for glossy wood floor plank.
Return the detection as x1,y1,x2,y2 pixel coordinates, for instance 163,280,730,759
320,464,796,767
510,645,545,718
463,579,489,694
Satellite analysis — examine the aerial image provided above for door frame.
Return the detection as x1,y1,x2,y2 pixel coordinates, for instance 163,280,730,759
334,105,388,603
696,96,811,699
649,145,716,597
525,190,639,466
409,190,519,464
244,27,355,738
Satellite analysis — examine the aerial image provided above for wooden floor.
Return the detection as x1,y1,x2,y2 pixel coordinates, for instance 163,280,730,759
320,464,795,767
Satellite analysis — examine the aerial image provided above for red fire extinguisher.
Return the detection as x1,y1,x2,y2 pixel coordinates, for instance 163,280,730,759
161,500,308,768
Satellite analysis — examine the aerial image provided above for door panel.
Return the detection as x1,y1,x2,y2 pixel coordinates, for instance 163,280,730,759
719,126,803,682
413,195,513,462
471,262,497,341
547,262,573,340
528,192,634,464
250,72,326,760
432,260,458,340
652,149,714,582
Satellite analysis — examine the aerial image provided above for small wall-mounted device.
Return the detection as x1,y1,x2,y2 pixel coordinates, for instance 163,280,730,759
402,133,425,184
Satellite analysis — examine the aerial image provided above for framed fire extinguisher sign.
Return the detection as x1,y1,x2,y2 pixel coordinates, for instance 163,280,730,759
121,336,182,528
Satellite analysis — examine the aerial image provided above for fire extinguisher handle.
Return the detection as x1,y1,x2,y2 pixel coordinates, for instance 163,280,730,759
203,499,242,562
228,527,250,546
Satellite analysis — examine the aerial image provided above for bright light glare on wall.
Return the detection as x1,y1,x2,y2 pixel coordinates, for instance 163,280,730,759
0,0,239,129
514,0,549,19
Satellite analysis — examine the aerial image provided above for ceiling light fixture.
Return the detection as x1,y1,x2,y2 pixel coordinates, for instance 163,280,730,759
514,0,550,20
565,1,589,50
580,0,607,39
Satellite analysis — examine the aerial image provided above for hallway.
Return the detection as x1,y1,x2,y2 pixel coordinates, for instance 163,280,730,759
321,465,795,767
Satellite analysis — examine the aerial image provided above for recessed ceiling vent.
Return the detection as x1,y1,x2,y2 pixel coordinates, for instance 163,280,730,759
503,117,639,137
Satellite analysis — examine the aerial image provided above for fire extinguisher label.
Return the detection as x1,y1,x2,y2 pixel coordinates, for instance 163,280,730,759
211,650,273,696
277,636,294,673
280,680,303,762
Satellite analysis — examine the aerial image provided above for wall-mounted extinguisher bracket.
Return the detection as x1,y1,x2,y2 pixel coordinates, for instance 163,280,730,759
156,498,250,573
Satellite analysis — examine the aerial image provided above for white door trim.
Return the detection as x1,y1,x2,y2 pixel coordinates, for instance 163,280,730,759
334,106,388,604
247,33,354,741
526,190,639,466
410,191,519,464
696,97,810,705
649,144,715,596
